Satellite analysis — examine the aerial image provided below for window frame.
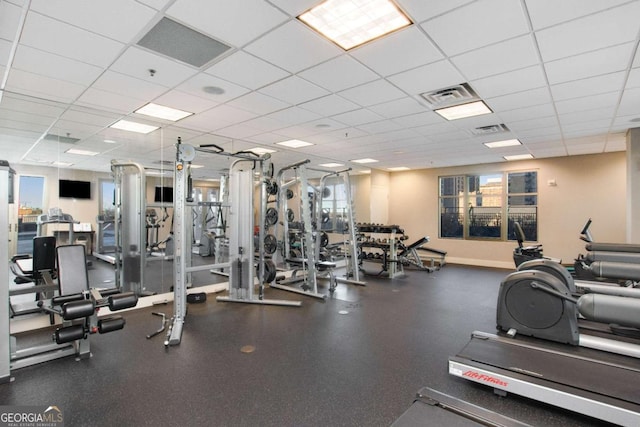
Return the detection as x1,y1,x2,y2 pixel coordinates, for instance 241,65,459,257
438,170,538,242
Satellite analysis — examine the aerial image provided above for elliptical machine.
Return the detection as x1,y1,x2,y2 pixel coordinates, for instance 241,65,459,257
497,259,640,357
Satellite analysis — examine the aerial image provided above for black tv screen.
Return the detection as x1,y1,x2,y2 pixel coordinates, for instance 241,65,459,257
154,186,173,203
59,179,91,199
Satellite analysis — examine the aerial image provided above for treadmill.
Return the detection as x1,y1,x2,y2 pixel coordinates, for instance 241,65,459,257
449,330,640,426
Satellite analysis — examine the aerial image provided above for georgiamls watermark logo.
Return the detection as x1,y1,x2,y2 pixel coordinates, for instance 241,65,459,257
462,370,509,387
0,405,63,427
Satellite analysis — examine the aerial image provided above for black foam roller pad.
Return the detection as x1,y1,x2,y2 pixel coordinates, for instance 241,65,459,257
108,292,138,311
98,316,126,333
62,300,95,320
55,324,85,344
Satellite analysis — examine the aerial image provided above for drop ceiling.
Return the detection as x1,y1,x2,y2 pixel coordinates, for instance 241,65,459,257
0,0,639,178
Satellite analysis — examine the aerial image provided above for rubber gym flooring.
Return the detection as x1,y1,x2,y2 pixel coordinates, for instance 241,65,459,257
2,259,613,426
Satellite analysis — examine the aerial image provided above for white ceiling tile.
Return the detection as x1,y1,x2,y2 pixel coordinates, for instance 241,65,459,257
175,73,250,102
516,126,561,140
397,0,475,23
357,120,402,134
509,117,559,132
111,46,199,88
525,0,631,30
244,20,341,74
350,26,443,77
176,108,233,132
626,68,640,89
535,1,640,62
554,92,619,115
215,123,264,139
544,43,633,85
136,0,172,11
299,54,379,92
204,51,290,90
387,60,464,96
52,119,102,139
12,45,103,85
422,0,529,56
259,75,329,105
562,120,611,134
566,142,605,155
227,91,289,115
472,65,547,98
338,79,406,107
267,0,320,16
265,106,321,126
497,103,555,123
634,43,640,68
30,0,156,43
92,71,167,103
487,87,551,112
617,87,640,117
450,35,539,81
75,87,143,114
0,1,22,41
60,108,120,128
0,39,11,67
20,11,124,67
6,68,86,103
392,111,443,128
550,72,626,101
368,97,425,119
152,90,218,114
167,0,288,47
298,94,360,116
559,107,615,126
331,109,384,126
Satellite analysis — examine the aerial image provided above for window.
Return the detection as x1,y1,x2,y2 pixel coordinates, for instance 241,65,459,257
439,171,537,241
18,175,45,255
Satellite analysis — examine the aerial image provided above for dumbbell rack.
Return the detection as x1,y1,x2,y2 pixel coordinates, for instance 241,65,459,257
357,224,405,278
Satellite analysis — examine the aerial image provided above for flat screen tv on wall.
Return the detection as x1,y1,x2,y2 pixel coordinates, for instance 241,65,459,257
59,179,91,199
154,186,173,203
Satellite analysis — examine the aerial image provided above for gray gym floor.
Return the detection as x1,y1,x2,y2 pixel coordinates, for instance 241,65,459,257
2,259,613,426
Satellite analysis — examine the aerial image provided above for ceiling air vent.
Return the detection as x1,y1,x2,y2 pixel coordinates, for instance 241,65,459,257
469,124,510,136
43,133,81,144
137,17,231,68
420,83,479,108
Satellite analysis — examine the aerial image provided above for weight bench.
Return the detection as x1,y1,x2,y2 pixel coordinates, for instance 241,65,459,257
10,244,138,370
398,237,446,271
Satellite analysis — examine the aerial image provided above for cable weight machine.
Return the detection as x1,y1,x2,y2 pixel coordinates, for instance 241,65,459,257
166,139,300,347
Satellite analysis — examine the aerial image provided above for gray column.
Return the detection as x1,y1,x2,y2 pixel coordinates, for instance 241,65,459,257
627,128,640,242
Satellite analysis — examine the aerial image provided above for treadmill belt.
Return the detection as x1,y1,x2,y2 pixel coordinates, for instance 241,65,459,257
458,333,640,405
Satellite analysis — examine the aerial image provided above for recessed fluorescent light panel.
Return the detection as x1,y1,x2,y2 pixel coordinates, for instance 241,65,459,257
135,103,193,121
65,148,99,156
352,158,378,164
52,161,73,167
387,166,409,171
504,154,534,161
484,139,522,148
276,139,314,148
298,0,412,50
110,120,159,134
249,147,277,155
434,100,492,121
103,139,117,144
319,162,344,168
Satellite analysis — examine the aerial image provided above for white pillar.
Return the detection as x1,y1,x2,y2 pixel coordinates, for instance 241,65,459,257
627,128,640,243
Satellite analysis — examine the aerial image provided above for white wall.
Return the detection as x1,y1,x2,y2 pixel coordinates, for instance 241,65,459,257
377,152,626,269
